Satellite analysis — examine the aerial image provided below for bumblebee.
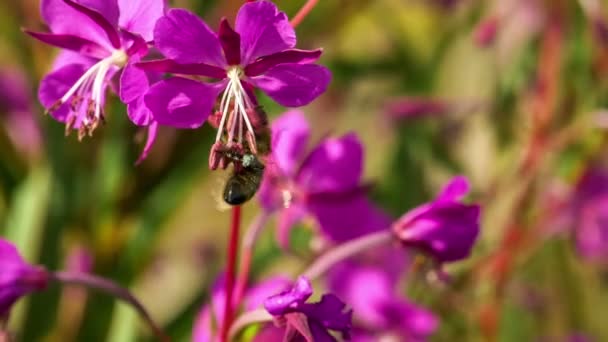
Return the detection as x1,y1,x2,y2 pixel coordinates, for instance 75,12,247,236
223,153,265,205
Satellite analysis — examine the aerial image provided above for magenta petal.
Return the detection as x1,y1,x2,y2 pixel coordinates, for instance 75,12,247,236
437,176,470,202
244,277,292,311
277,205,307,249
24,30,109,59
69,0,119,25
38,64,87,122
0,239,49,317
218,18,241,66
118,0,165,42
192,306,213,342
298,133,363,194
41,0,117,50
119,62,149,105
136,59,226,79
308,195,392,242
235,0,296,64
126,96,152,126
245,49,323,77
271,110,311,175
144,77,221,129
154,9,226,67
51,50,96,70
135,122,158,164
61,0,121,49
264,276,313,316
250,63,331,107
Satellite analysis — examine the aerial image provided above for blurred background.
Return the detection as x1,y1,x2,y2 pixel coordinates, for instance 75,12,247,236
1,0,608,341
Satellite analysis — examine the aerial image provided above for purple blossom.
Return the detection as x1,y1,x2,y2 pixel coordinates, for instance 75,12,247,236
328,260,437,342
26,0,165,157
137,0,330,153
263,276,352,342
0,67,42,159
569,166,608,264
392,176,481,263
0,239,49,317
193,274,291,342
258,110,389,247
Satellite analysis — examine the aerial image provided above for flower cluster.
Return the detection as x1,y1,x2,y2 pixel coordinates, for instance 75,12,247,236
27,0,329,163
0,239,49,318
23,1,485,341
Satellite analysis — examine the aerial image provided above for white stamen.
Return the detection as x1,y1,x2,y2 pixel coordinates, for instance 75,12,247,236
55,49,128,131
215,77,235,142
215,67,258,149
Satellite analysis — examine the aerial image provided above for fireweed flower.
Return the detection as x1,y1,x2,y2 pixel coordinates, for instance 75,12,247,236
328,261,438,342
0,67,43,159
0,239,49,317
193,274,291,342
137,0,330,154
258,110,388,247
263,276,352,342
26,0,165,143
392,176,481,264
568,166,608,264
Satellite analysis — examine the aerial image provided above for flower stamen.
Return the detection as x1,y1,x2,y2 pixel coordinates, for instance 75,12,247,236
48,49,128,139
215,67,258,152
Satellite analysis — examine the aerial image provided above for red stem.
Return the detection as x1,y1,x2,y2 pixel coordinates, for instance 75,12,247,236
232,212,270,308
220,205,242,342
290,0,319,28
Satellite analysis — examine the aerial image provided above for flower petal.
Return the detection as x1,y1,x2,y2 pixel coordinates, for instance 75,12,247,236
136,59,226,79
244,277,292,311
264,276,313,316
235,0,296,64
64,0,121,48
271,110,310,175
192,306,213,342
135,121,158,164
154,9,225,67
297,133,363,194
276,204,307,249
437,176,470,202
119,62,149,106
38,63,87,123
51,50,97,71
218,18,241,66
24,30,109,60
41,0,119,50
144,77,221,128
300,294,352,339
71,0,119,25
118,0,165,41
126,96,153,126
250,63,331,107
308,195,392,242
245,49,323,77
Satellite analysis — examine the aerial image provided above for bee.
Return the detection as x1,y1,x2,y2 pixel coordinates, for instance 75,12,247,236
223,153,265,205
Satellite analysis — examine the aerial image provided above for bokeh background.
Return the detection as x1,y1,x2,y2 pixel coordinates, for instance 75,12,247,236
1,0,608,341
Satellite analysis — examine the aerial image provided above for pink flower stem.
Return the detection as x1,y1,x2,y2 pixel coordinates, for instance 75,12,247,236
51,271,170,342
220,205,242,342
302,230,394,280
290,0,319,28
232,211,271,308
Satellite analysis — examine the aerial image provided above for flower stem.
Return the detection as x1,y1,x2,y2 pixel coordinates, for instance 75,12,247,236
220,205,242,342
302,230,394,280
290,0,319,28
232,211,271,308
51,271,170,342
